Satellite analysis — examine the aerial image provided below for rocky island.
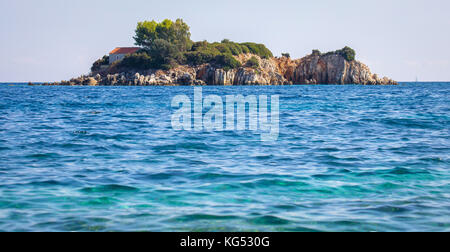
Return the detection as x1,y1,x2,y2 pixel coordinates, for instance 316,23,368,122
42,19,397,86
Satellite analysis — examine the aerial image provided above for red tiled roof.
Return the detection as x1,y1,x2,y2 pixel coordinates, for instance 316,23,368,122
109,47,140,55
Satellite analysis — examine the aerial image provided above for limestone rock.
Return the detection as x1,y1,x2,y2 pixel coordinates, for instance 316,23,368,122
51,51,396,86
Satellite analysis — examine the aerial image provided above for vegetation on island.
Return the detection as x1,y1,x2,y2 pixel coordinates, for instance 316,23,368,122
312,50,321,57
315,47,356,61
108,19,273,71
92,18,357,73
91,55,109,72
245,56,260,69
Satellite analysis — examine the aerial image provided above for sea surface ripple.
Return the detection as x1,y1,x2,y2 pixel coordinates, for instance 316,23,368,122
0,83,449,232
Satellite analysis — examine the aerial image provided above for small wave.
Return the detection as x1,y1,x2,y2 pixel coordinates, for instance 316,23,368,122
83,111,102,115
120,213,155,219
418,157,446,163
387,167,416,175
322,161,359,168
285,124,302,129
241,179,309,188
253,154,274,160
25,153,61,159
81,184,139,193
173,157,208,166
317,154,340,161
375,182,403,190
367,205,411,214
83,133,136,141
26,180,71,187
81,197,119,206
170,214,239,222
138,172,188,181
312,174,341,179
56,143,93,150
248,215,290,226
316,147,340,152
272,204,298,210
193,173,259,181
118,119,149,125
381,118,439,129
284,226,322,232
110,144,132,151
345,121,365,127
152,142,210,153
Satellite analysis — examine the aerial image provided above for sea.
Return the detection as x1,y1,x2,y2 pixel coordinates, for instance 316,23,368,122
0,82,449,232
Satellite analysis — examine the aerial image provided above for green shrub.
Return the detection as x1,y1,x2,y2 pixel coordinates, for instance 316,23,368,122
338,46,356,61
323,46,356,61
225,43,243,55
214,43,233,55
214,54,242,71
184,49,219,65
220,39,244,55
116,52,154,70
191,41,209,51
184,39,273,69
240,45,250,54
240,42,273,59
246,56,260,69
147,39,182,68
91,55,109,72
312,50,321,56
210,40,273,58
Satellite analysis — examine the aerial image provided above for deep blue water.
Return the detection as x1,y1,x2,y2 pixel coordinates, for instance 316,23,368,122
0,82,449,232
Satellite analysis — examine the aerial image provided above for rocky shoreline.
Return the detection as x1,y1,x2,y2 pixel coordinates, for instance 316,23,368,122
38,52,397,86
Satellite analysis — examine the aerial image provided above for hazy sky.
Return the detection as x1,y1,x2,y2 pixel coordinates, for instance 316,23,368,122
1,0,449,82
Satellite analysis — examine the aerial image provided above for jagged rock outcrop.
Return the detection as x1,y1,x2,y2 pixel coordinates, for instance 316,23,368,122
42,52,397,86
279,54,397,85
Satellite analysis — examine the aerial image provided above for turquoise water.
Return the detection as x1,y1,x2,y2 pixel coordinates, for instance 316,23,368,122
0,83,449,232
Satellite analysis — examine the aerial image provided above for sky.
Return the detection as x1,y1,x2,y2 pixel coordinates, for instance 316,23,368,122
1,0,449,82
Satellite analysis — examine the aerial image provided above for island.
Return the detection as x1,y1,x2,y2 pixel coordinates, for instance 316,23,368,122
40,19,397,86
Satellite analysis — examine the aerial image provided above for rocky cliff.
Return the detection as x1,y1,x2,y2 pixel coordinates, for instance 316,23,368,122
44,51,397,86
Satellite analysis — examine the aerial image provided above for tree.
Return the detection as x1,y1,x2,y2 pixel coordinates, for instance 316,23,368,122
133,19,192,69
167,19,192,51
147,39,181,69
339,46,356,61
281,53,290,58
133,19,192,52
133,20,158,48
